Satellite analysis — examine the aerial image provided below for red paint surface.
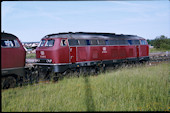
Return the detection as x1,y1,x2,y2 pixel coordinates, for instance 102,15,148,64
36,38,149,64
1,39,26,69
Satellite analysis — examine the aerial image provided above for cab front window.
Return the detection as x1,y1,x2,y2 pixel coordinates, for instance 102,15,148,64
45,39,55,47
38,40,46,47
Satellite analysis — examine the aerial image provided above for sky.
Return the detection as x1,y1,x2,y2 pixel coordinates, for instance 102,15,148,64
1,0,170,42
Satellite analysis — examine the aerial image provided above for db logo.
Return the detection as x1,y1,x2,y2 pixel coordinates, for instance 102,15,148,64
103,47,106,51
40,51,45,55
102,47,107,53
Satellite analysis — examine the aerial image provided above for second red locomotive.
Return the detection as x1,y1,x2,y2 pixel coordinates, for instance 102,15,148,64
1,32,26,88
35,32,149,80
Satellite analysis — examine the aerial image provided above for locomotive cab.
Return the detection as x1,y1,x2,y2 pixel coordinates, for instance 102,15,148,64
1,32,26,88
36,38,70,63
36,37,70,74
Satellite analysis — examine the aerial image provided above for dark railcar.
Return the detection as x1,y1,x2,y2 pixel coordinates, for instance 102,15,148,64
1,32,26,88
35,32,149,79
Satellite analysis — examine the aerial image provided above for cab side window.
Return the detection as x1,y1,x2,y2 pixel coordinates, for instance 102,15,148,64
140,40,147,45
90,40,98,45
1,39,20,48
61,39,67,46
132,40,140,45
68,39,78,46
98,40,106,45
78,39,87,46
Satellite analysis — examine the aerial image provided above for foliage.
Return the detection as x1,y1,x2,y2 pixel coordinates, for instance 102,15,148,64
2,63,169,112
146,39,153,45
154,35,170,49
147,35,170,50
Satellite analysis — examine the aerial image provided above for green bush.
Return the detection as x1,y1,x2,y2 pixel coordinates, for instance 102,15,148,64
153,35,170,50
160,43,170,50
147,35,170,50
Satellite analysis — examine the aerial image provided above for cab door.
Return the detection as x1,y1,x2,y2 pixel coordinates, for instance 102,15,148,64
69,47,76,63
133,40,140,58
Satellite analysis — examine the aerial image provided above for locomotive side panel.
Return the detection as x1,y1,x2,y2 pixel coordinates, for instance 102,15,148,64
100,46,110,60
90,46,100,61
118,46,127,59
127,46,137,58
77,47,88,62
110,46,119,59
1,48,26,69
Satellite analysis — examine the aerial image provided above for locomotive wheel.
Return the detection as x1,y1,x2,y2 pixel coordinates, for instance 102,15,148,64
74,68,80,77
49,73,59,82
63,69,76,78
2,76,16,89
80,67,88,76
38,71,49,82
88,67,96,75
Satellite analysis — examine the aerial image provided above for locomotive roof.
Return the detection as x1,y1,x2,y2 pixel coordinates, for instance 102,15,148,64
1,32,18,40
42,32,144,40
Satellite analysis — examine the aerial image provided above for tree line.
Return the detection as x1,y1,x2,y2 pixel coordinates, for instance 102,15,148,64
147,35,170,50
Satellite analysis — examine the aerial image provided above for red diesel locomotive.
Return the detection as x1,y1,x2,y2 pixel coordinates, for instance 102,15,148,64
35,32,149,79
1,32,26,88
1,32,149,88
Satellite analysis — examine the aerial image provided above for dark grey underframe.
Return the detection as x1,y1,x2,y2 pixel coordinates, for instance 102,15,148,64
1,67,25,77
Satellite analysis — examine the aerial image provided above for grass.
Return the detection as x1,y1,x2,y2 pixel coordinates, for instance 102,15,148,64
26,53,36,59
149,48,169,53
1,62,170,112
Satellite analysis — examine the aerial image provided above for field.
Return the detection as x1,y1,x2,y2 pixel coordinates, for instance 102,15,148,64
1,62,170,111
149,48,169,53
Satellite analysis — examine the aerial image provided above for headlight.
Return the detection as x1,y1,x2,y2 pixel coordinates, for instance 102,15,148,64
35,59,40,63
46,59,52,63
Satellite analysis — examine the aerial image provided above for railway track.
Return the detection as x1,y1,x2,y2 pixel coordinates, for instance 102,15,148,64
148,51,170,65
149,56,170,62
